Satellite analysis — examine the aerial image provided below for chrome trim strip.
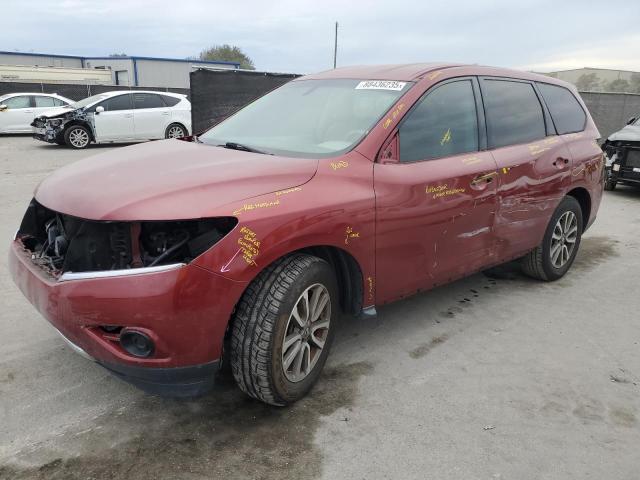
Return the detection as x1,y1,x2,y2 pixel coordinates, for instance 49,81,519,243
59,263,186,282
56,330,93,361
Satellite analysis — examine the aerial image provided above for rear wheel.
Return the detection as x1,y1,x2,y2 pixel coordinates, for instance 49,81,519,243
64,125,90,149
230,254,337,406
522,196,583,281
165,123,187,139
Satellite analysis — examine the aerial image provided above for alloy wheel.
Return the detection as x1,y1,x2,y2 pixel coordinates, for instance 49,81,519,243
167,125,185,138
281,283,331,383
550,211,578,268
69,128,89,148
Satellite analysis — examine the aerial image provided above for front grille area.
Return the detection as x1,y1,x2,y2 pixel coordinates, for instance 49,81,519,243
16,199,237,278
624,149,640,169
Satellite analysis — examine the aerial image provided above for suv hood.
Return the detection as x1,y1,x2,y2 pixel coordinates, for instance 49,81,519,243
608,124,640,142
35,139,318,220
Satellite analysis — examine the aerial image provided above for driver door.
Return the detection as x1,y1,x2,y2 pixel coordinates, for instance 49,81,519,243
374,78,499,302
92,93,135,141
0,95,35,132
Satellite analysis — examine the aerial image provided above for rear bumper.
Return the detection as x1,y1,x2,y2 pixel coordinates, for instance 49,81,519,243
9,239,246,378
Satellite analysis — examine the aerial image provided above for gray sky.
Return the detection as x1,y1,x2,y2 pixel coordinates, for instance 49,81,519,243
3,0,640,74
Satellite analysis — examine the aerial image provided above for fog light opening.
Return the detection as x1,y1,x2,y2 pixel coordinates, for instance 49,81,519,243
120,330,155,358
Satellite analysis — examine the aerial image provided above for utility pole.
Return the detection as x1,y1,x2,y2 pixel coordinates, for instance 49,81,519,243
333,21,338,69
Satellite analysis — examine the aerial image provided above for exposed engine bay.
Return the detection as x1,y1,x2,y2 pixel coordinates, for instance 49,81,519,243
16,199,237,278
31,109,94,144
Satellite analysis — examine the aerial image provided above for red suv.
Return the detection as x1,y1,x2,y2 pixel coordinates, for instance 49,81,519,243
10,64,604,405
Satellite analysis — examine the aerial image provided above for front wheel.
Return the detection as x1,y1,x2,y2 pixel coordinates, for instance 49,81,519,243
64,125,91,149
521,196,583,281
230,254,337,406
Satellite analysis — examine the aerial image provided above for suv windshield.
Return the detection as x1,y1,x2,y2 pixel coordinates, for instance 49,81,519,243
199,79,412,158
72,94,109,109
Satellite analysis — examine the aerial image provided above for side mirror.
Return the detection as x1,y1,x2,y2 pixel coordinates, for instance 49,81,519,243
0,104,7,112
626,116,636,125
95,106,105,114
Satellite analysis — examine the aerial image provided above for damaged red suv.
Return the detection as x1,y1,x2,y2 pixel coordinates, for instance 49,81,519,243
10,64,604,405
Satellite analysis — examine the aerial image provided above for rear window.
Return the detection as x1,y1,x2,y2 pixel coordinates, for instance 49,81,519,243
161,95,181,107
34,96,56,108
482,79,546,149
537,83,586,134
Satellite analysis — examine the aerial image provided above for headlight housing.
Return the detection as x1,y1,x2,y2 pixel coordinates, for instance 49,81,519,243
16,199,237,277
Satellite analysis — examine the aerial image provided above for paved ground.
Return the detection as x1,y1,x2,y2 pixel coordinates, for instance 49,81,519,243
0,135,638,480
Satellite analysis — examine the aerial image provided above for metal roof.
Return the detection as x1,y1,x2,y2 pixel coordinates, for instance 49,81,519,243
0,51,240,68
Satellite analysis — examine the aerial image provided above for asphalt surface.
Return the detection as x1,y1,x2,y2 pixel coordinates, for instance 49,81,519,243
0,135,639,480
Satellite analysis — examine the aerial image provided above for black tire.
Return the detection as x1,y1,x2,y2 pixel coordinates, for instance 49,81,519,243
64,125,91,149
165,123,187,139
604,178,617,191
230,254,338,406
521,196,583,281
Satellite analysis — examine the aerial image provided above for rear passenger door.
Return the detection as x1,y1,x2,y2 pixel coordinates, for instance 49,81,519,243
33,95,58,116
480,78,574,259
374,78,499,302
132,93,169,139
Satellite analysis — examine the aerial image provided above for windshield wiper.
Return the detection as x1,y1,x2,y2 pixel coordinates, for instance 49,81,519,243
218,142,273,155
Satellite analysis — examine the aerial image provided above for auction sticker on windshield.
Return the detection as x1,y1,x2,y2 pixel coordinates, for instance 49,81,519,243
355,80,407,91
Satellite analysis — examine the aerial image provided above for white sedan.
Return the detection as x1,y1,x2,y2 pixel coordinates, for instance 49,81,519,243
31,90,192,149
0,93,72,133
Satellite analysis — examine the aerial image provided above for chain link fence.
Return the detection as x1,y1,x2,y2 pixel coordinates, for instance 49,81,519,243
190,68,299,133
0,82,190,101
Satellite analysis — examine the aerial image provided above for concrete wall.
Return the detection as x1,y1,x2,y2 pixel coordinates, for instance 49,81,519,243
579,91,640,140
0,53,83,68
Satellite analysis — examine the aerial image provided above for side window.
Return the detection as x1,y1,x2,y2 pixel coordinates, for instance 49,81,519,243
4,96,31,109
160,95,180,107
482,79,546,149
537,83,586,134
52,98,68,107
100,94,133,111
133,93,165,109
34,96,56,108
399,80,478,162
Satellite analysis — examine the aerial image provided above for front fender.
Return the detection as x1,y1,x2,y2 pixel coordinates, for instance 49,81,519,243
193,152,376,302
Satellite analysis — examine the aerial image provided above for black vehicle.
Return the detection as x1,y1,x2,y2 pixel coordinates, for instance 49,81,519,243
602,115,640,190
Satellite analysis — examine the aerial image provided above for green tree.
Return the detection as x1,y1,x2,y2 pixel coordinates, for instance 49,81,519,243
199,44,255,70
575,73,601,92
607,78,631,93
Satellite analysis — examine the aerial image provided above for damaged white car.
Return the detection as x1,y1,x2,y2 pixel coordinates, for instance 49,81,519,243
601,115,640,190
31,91,191,149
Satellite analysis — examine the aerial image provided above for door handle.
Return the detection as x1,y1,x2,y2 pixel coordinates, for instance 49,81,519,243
552,157,570,167
124,114,133,118
471,171,498,186
161,111,170,115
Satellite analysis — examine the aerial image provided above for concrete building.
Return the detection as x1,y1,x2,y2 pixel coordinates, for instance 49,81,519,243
0,51,239,88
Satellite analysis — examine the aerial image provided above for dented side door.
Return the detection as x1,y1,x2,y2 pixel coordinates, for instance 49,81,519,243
373,77,499,304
